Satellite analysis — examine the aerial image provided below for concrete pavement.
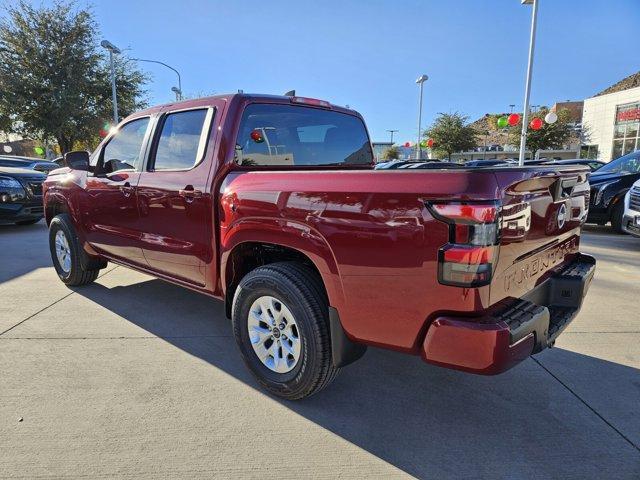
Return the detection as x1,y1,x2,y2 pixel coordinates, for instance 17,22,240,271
1,222,639,479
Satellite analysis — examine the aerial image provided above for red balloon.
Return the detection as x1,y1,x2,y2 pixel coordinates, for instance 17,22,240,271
530,118,543,130
427,138,434,148
404,142,410,147
250,130,264,143
508,113,520,126
99,129,108,138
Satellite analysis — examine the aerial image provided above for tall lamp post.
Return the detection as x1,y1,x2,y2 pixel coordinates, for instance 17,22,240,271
415,74,429,159
132,58,182,100
386,129,398,144
101,40,121,125
518,0,539,166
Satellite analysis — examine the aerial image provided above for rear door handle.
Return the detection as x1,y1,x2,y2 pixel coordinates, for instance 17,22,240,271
179,187,203,202
120,182,134,197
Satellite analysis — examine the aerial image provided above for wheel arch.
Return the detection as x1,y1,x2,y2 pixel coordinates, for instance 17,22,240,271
220,221,345,319
44,192,73,226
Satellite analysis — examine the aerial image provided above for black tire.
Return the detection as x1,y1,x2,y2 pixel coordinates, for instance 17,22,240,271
232,262,339,400
611,202,626,234
15,217,43,226
48,213,101,286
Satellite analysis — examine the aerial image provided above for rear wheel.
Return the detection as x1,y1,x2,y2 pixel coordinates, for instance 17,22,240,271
48,214,102,286
611,202,626,234
231,262,339,400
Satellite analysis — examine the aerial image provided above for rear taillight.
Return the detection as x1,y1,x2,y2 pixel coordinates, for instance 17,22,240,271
427,202,500,287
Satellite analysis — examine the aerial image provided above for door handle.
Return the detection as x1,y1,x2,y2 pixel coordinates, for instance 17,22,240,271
120,182,134,197
179,187,203,203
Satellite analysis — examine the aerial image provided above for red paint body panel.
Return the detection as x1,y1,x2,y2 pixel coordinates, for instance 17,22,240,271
43,93,594,375
422,317,534,374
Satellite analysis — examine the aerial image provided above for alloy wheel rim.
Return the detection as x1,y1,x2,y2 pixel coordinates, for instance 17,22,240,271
247,295,301,374
54,230,71,273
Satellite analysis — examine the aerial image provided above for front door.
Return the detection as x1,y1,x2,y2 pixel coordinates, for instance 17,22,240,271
84,116,152,264
136,107,216,286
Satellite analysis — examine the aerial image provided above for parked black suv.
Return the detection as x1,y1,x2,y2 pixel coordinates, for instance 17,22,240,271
0,166,46,225
587,150,640,232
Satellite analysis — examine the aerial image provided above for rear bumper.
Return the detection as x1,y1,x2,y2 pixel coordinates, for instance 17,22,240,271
421,253,596,375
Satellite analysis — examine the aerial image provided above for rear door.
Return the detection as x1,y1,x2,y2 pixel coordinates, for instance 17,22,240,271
491,166,591,303
135,105,217,286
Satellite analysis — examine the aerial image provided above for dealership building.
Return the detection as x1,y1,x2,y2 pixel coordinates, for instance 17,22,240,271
582,72,640,162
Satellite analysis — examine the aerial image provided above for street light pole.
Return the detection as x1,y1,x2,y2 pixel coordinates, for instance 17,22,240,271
415,74,428,160
101,40,121,125
132,58,182,100
518,0,539,166
386,129,398,144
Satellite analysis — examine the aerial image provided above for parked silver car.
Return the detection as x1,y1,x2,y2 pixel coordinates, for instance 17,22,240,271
622,178,640,237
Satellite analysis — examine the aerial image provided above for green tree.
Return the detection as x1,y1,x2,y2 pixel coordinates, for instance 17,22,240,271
425,113,478,160
382,145,400,160
0,1,147,153
507,108,573,158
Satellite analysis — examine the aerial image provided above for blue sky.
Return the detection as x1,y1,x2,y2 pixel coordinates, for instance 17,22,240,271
22,1,640,142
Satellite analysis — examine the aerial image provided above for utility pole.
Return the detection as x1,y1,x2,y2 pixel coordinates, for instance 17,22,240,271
101,40,121,124
386,129,398,144
518,0,539,166
415,74,429,159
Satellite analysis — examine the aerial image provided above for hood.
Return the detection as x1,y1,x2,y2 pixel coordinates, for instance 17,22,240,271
0,166,47,178
589,172,623,184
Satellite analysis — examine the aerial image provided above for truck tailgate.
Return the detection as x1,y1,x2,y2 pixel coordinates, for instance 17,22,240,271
490,166,591,305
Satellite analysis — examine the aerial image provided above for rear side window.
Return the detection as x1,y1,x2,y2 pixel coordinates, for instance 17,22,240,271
235,104,372,167
153,109,209,170
102,117,150,172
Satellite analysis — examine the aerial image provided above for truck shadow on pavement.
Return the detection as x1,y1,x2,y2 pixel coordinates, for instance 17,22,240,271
74,277,640,479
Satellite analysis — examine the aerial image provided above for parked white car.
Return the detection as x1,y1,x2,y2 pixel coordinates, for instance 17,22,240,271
622,179,640,238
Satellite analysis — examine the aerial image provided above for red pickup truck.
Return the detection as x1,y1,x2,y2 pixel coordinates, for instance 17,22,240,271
43,94,595,399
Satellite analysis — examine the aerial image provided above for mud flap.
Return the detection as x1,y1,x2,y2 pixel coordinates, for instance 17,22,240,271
329,307,367,368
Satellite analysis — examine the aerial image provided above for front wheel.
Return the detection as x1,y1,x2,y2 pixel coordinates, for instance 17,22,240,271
232,262,339,400
48,214,101,286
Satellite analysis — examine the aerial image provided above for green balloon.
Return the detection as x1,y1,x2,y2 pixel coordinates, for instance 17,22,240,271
34,146,45,155
420,140,428,148
497,117,508,128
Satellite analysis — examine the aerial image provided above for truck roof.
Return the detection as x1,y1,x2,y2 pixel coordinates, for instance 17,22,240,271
131,93,356,118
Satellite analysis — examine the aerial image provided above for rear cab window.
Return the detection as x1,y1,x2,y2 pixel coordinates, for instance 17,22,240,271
235,103,373,167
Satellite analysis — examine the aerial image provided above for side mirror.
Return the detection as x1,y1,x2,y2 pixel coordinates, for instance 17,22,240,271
64,151,90,171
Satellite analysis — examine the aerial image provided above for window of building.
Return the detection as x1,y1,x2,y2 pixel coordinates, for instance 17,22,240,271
612,102,640,159
580,144,599,159
153,109,210,170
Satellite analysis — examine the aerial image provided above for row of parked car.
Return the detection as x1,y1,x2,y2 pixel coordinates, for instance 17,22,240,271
376,150,640,235
2,149,640,237
0,155,61,225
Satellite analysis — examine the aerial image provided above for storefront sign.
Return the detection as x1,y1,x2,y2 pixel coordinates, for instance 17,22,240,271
616,106,640,122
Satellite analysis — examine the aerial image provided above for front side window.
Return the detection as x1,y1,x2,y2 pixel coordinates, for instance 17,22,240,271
235,103,373,167
152,109,209,170
102,117,150,173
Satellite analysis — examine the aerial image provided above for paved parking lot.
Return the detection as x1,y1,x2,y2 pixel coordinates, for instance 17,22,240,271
1,221,639,479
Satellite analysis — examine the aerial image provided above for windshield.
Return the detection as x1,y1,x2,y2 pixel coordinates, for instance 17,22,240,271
596,150,640,175
235,103,373,167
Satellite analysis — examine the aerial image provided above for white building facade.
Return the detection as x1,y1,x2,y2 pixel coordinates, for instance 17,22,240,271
582,86,640,162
